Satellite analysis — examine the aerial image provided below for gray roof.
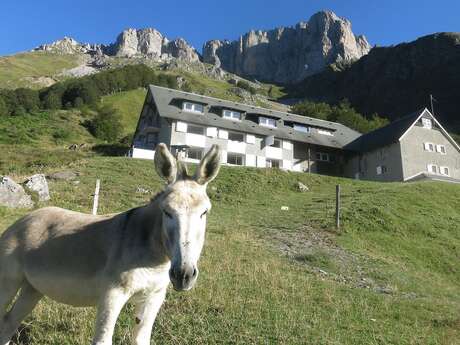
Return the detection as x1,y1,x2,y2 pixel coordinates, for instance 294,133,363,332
147,85,361,149
344,108,427,153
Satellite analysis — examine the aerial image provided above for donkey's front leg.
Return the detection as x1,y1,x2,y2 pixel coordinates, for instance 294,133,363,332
92,288,131,345
132,287,167,345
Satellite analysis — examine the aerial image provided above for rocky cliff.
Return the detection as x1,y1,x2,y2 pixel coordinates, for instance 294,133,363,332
288,33,460,133
35,28,200,63
203,11,371,84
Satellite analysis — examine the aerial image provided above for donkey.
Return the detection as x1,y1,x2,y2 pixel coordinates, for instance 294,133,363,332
0,143,221,345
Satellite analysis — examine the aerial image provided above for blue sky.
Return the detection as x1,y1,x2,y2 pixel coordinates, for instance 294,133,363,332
1,0,460,56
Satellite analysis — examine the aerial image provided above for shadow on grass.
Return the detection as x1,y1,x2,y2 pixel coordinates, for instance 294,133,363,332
91,143,130,157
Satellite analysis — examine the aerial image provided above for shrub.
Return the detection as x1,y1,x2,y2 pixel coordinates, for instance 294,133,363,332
0,97,7,116
237,80,257,95
89,105,123,142
291,99,388,133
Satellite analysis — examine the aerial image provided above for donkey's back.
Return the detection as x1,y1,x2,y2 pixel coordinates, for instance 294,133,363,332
0,206,118,307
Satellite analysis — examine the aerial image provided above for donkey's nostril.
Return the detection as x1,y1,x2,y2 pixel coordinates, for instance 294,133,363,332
192,268,198,278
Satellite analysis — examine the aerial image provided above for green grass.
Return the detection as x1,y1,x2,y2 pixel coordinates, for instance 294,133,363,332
101,88,147,135
0,155,459,344
0,52,80,89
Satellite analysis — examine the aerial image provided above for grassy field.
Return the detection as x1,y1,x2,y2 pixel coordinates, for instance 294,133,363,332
0,153,459,344
0,52,80,89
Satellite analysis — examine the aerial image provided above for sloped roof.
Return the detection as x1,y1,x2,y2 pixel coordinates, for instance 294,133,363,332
147,85,361,148
344,108,427,152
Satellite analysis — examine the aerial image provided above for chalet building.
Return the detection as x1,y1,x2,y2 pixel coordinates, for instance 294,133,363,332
131,86,460,183
343,108,460,182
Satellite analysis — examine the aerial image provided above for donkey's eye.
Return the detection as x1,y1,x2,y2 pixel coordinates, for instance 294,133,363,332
200,210,208,219
163,210,173,219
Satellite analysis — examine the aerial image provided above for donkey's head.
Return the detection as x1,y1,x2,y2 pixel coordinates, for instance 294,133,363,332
154,143,221,291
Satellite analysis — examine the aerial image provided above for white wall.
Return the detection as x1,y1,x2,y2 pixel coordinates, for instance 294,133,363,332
132,148,155,160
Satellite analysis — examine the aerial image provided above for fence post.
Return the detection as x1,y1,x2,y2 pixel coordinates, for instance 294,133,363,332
92,179,101,215
335,184,341,229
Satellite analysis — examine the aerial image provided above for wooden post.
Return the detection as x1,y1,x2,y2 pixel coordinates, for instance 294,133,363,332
92,179,100,215
335,184,341,229
307,146,311,173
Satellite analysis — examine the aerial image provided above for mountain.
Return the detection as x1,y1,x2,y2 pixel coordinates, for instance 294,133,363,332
203,11,371,84
287,32,460,133
35,28,200,63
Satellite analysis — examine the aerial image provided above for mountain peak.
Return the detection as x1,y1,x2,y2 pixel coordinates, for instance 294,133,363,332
203,11,370,83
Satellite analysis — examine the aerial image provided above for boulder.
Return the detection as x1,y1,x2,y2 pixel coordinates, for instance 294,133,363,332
0,176,33,208
297,182,309,192
47,171,77,181
25,174,50,201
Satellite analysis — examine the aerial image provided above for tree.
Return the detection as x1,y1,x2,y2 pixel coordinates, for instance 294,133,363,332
89,105,123,142
291,100,333,120
0,97,8,116
14,88,40,112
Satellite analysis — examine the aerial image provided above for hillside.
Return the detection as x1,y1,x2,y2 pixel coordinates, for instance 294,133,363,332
0,152,459,344
0,52,80,89
287,33,460,134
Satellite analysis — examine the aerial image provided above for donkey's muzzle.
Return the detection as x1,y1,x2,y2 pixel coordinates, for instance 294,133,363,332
169,265,198,291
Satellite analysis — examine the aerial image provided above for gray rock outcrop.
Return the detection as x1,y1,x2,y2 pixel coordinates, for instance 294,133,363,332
108,28,200,62
24,174,50,201
0,176,33,208
203,11,371,83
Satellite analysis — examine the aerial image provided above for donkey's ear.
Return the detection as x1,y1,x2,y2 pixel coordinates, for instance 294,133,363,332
194,145,221,185
154,143,177,184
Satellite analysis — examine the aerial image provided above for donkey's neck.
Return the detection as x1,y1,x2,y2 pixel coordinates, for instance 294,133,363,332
122,197,169,267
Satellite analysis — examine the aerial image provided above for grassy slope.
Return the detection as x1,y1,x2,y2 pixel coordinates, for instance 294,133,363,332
0,52,80,89
0,156,459,345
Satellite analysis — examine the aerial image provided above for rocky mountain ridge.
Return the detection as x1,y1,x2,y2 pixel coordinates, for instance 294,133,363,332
203,11,371,83
35,28,200,63
33,11,369,84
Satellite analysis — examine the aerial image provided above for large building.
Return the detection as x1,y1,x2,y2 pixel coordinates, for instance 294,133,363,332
131,85,460,183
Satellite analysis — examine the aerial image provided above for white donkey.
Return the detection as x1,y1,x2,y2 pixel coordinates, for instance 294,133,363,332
0,143,221,345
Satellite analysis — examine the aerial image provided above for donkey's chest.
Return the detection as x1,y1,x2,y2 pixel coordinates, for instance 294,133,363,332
120,265,171,294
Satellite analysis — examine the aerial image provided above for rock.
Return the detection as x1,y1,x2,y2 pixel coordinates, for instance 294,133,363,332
47,171,77,181
296,182,309,192
203,10,371,83
0,176,33,208
136,187,150,194
108,28,199,62
25,174,50,201
229,87,252,101
281,206,289,211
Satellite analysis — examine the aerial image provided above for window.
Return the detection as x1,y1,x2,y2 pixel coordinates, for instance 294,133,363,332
227,153,244,166
266,159,280,168
440,166,450,176
318,129,334,136
424,142,435,152
223,109,242,121
272,139,282,148
183,102,204,114
427,164,438,174
315,152,329,162
259,116,276,128
187,124,205,135
293,124,310,133
436,145,446,154
228,132,245,142
376,165,387,175
187,147,203,160
422,118,432,129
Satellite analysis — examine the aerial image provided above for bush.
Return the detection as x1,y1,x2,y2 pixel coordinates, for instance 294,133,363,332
237,80,257,95
88,105,123,142
291,99,388,133
0,97,7,116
